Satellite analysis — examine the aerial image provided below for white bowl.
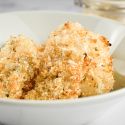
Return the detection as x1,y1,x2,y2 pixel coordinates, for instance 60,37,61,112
0,11,125,125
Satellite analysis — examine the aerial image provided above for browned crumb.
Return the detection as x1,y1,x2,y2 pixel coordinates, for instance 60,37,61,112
0,35,40,99
25,22,114,100
0,22,114,100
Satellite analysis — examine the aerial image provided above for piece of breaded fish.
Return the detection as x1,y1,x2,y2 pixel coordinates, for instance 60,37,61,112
0,35,39,99
25,22,114,100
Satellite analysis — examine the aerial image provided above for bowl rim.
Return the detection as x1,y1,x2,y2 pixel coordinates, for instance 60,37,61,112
1,10,125,26
0,10,125,106
0,88,125,106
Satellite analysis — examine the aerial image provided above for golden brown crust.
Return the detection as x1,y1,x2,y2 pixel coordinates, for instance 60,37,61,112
0,35,40,99
25,22,114,100
0,22,114,100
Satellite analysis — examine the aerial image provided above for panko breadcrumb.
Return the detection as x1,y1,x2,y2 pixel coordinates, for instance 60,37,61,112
0,22,114,100
0,35,39,99
25,22,114,100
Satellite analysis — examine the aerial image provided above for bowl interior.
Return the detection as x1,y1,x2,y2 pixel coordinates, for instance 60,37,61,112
0,11,124,44
0,11,125,103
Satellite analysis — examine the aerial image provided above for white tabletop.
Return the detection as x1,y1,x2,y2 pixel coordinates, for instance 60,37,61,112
0,0,124,125
0,0,82,12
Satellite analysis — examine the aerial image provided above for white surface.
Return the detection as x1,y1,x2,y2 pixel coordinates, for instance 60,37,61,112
0,1,124,125
0,11,125,125
0,0,82,12
91,98,125,125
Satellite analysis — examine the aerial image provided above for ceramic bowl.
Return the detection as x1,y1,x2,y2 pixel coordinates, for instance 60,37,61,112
0,11,125,125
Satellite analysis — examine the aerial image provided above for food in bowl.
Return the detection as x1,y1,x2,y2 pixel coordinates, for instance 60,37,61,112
0,22,114,100
0,35,40,98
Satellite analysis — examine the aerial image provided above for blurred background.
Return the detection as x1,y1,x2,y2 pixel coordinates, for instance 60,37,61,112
0,0,82,12
0,0,125,23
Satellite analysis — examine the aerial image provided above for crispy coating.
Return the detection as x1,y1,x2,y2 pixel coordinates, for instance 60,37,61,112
25,22,114,100
0,35,39,99
0,22,114,100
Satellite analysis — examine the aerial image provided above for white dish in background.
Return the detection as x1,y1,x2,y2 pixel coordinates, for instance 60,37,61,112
0,11,125,125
